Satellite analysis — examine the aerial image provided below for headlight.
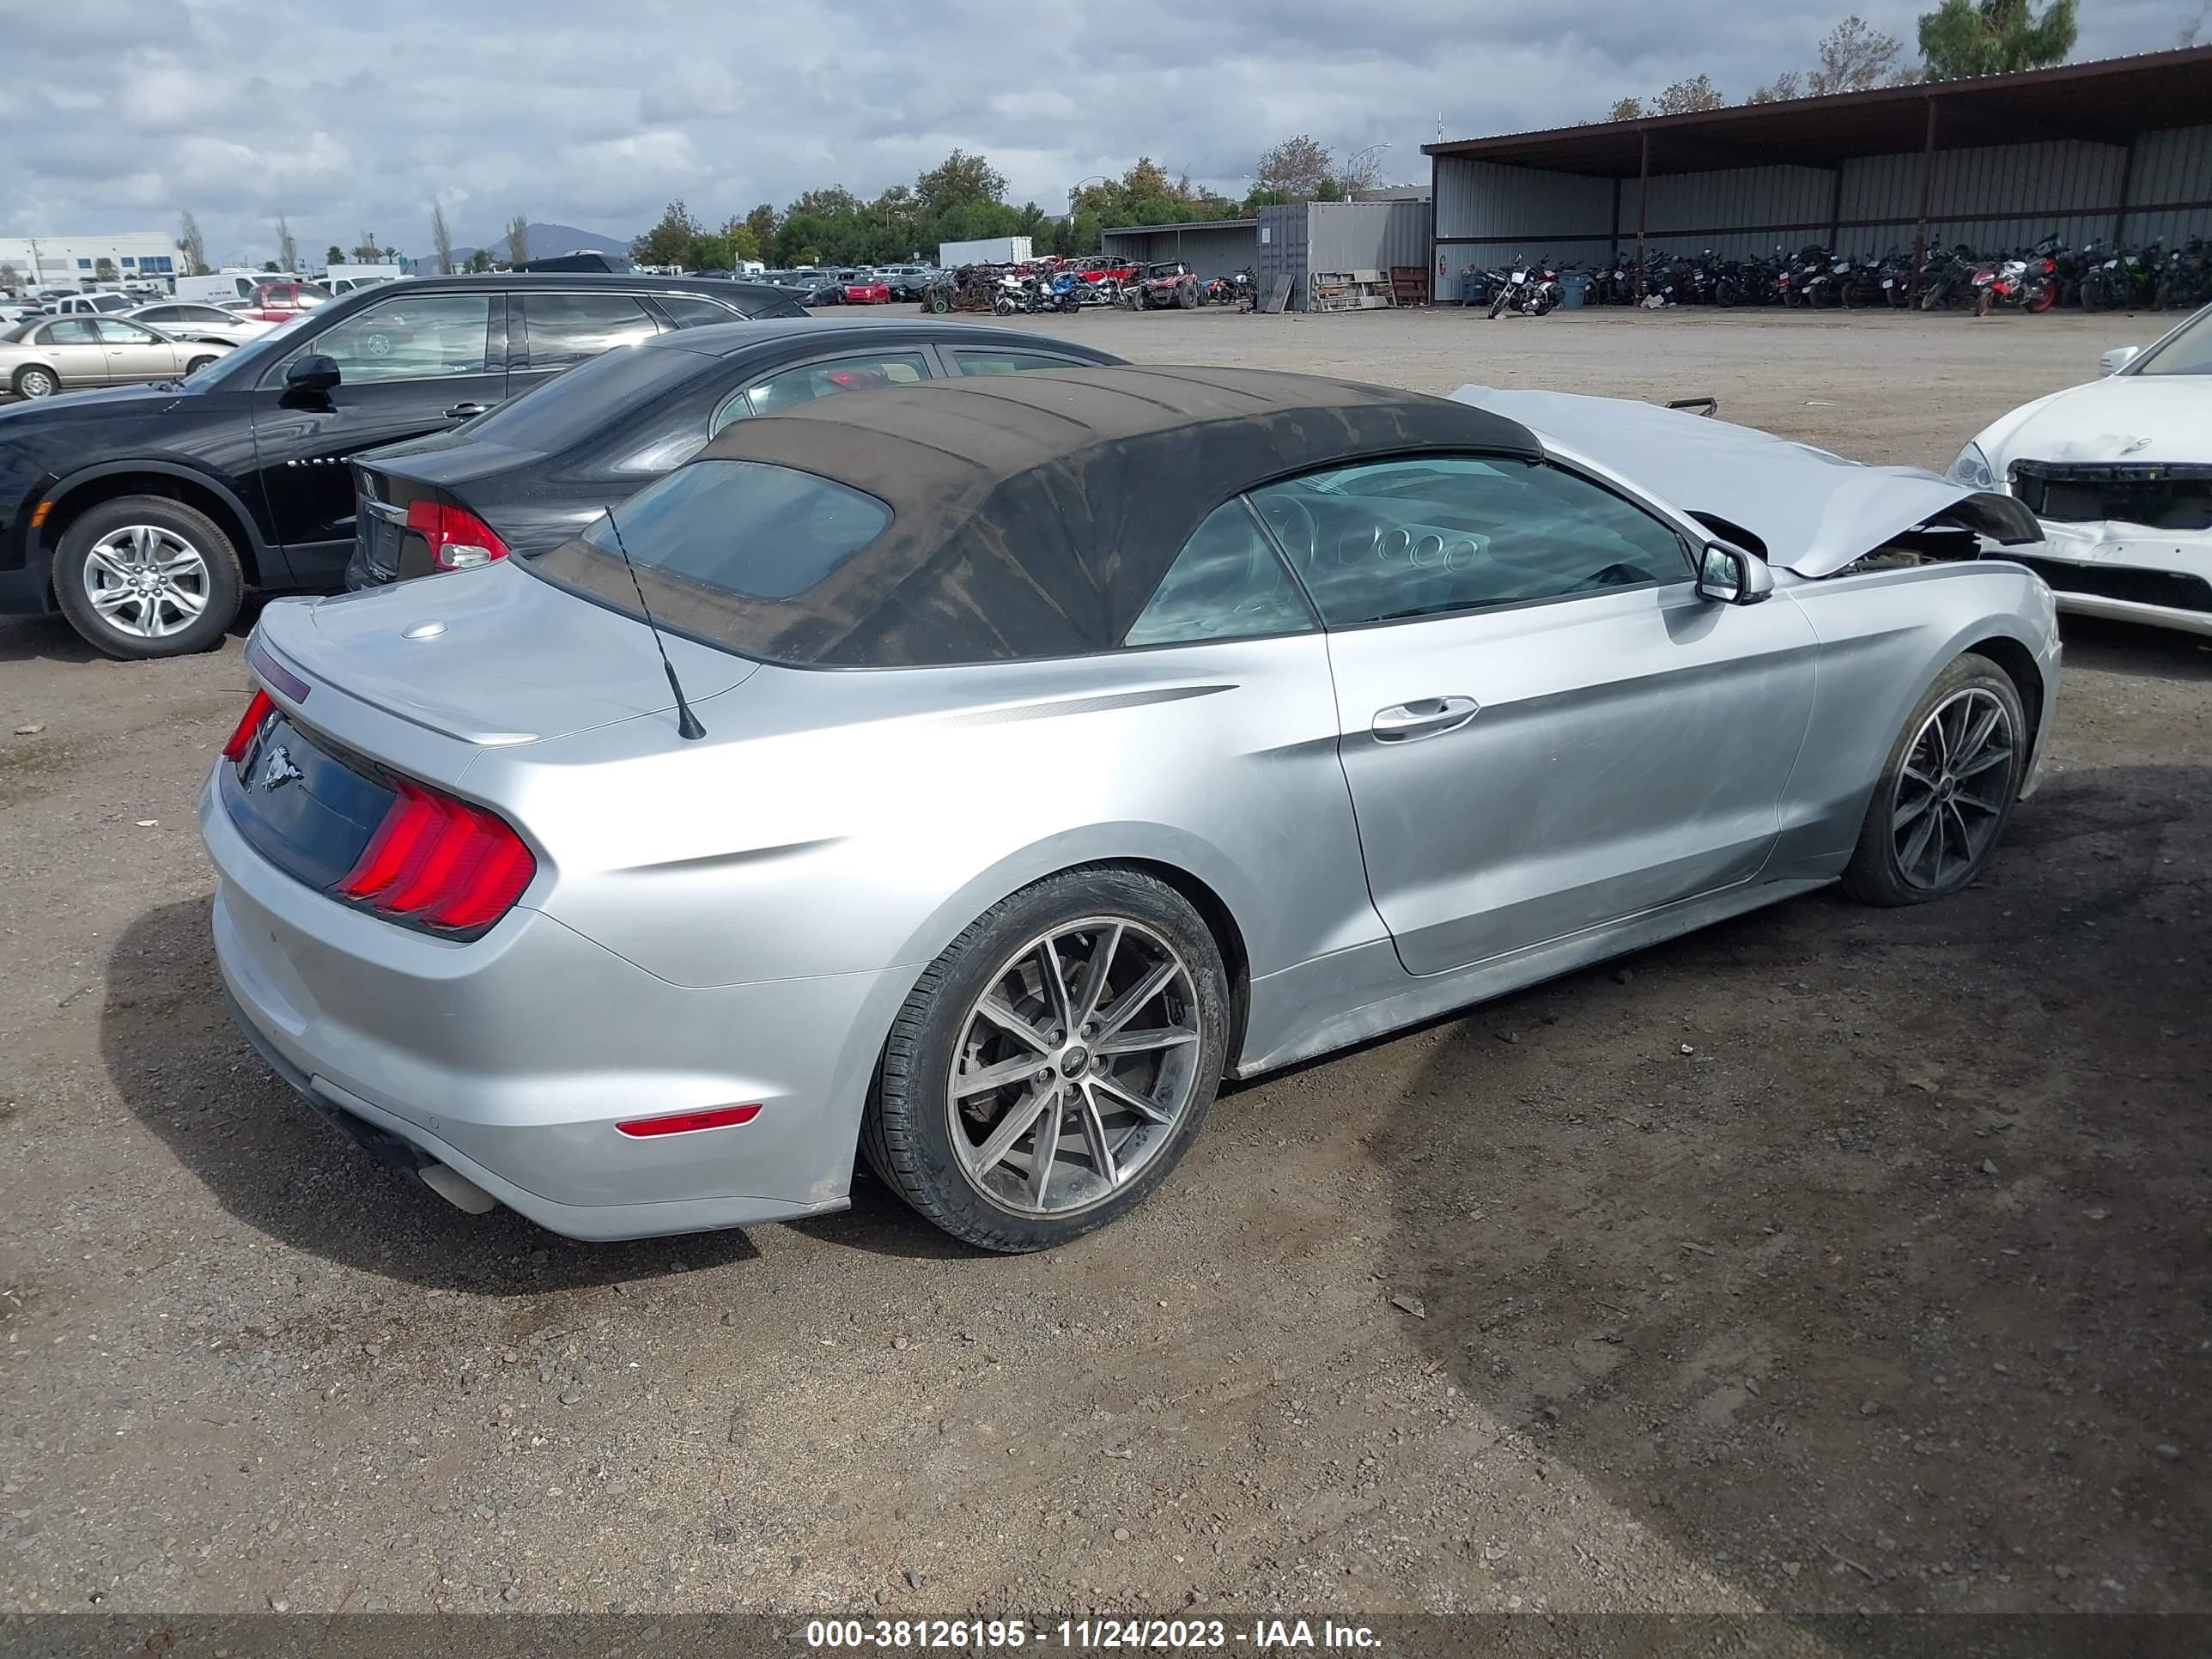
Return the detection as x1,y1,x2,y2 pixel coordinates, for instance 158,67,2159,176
1948,442,1996,490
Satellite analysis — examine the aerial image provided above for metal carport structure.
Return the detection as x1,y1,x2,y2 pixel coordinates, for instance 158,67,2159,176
1424,46,2212,300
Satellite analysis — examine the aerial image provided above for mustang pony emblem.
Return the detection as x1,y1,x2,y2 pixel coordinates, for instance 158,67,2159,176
258,744,303,793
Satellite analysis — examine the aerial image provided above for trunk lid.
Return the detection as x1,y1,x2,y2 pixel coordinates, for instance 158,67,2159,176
261,560,757,746
1451,386,2041,575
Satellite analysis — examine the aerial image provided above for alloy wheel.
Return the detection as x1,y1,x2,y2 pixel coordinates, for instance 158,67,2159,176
17,368,57,398
1892,687,2014,891
82,525,211,640
945,917,1201,1218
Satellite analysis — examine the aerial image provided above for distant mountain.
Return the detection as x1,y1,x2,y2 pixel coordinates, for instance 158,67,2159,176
442,221,634,270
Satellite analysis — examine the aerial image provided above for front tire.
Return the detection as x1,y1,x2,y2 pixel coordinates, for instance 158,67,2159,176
1839,654,2026,907
51,495,244,659
12,364,58,398
861,867,1231,1253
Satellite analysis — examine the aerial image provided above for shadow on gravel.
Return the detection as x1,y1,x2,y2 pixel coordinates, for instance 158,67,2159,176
1378,761,2210,1620
101,899,759,1293
2057,616,2212,683
0,616,101,666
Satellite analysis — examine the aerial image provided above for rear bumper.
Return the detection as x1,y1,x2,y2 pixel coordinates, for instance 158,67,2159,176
201,768,885,1241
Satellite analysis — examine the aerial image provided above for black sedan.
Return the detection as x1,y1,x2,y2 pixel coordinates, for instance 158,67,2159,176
344,319,1123,587
0,274,807,659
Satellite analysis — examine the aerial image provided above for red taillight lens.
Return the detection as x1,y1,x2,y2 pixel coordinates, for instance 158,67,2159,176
404,497,509,571
615,1104,763,1138
222,689,273,760
337,778,535,934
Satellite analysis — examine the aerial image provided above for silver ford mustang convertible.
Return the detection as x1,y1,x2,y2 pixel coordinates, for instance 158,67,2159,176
203,367,2060,1251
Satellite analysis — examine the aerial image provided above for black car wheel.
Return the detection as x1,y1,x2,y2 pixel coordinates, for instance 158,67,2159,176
52,495,244,659
1840,654,2026,906
862,866,1230,1252
12,364,58,399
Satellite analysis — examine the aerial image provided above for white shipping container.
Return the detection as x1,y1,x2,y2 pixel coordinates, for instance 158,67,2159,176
937,235,1033,267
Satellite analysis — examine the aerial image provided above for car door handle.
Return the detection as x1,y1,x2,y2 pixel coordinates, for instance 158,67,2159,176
1371,696,1480,741
444,401,493,419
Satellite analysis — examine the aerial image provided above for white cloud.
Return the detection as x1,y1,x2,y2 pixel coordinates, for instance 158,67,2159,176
0,0,2189,264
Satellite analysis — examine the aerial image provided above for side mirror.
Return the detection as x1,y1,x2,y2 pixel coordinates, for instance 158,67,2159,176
2098,344,2141,376
284,354,340,395
1697,542,1773,606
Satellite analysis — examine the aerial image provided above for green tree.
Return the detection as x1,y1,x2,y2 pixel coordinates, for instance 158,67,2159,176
94,257,118,282
1917,0,2076,78
429,200,455,275
1607,97,1644,121
744,203,778,250
915,149,1006,217
1808,15,1905,92
723,219,763,264
1747,71,1802,103
1256,135,1333,200
505,215,531,265
178,210,209,276
631,199,703,268
261,261,279,272
381,246,400,262
1652,75,1726,113
465,249,493,274
325,244,344,266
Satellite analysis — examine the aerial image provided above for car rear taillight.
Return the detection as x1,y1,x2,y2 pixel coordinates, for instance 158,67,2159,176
222,689,274,760
405,498,509,571
337,779,536,933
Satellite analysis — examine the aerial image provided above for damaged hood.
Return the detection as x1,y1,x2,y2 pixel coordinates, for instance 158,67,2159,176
1451,386,2039,577
1975,375,2212,470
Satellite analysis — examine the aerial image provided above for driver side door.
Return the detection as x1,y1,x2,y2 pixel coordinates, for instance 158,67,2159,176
245,291,507,581
1253,454,1819,977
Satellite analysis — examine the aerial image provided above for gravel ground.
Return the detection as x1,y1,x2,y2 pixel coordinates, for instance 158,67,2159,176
1,306,2207,1623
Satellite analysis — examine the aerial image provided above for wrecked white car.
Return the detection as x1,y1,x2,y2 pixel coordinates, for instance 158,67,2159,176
1949,301,2212,638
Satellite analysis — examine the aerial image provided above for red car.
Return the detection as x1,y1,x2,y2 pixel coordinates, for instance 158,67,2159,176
840,277,892,305
236,280,332,325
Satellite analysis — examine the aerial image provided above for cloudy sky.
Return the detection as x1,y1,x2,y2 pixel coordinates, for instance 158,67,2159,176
1,0,2199,264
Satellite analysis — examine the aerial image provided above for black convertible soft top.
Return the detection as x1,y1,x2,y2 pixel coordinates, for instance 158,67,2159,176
534,365,1543,667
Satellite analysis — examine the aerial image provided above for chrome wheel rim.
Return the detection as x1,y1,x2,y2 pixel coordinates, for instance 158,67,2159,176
19,369,56,398
83,526,210,639
946,917,1200,1218
1893,687,2013,890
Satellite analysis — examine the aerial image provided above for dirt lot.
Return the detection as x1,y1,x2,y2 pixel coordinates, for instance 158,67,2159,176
1,307,2207,1628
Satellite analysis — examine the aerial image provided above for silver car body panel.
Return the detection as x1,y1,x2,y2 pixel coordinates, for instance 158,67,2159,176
206,390,2063,1240
1453,386,2036,575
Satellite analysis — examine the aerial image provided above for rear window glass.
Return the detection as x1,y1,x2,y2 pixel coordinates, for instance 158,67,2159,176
456,343,708,453
554,459,890,602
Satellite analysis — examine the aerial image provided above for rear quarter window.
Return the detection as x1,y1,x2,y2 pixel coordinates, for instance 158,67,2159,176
575,459,890,600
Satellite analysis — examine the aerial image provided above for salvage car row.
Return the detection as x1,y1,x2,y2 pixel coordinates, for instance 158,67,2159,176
0,274,2204,1254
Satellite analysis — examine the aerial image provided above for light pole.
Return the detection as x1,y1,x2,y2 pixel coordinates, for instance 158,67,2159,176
1344,143,1390,197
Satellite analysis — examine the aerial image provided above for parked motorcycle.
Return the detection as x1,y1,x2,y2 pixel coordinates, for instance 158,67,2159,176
1487,257,1561,318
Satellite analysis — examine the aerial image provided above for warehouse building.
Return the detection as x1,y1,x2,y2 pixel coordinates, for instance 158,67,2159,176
1424,46,2212,299
1102,199,1431,309
0,232,182,293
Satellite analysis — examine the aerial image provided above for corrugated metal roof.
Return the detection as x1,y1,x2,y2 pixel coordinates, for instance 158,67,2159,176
1424,46,2212,178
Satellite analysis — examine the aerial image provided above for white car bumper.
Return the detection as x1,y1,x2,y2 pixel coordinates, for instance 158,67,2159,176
2028,520,2212,638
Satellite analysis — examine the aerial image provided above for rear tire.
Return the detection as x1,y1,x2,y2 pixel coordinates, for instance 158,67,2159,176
51,495,244,660
1839,654,2027,907
12,364,58,399
861,866,1231,1253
